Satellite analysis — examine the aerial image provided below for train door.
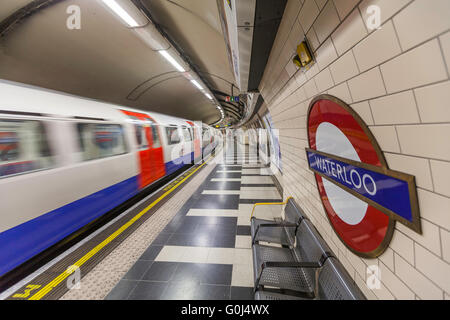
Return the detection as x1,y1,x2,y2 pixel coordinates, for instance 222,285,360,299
180,126,192,164
147,118,165,181
187,121,201,162
120,110,164,189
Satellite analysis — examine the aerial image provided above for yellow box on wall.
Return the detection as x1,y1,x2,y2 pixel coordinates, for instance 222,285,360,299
292,40,314,69
297,41,313,67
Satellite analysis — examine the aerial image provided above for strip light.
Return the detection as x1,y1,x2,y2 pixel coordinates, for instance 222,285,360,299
190,80,203,90
101,0,221,118
159,50,185,72
102,0,140,27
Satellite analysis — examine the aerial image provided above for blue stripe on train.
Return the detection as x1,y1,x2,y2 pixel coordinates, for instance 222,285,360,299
165,153,193,175
0,175,139,277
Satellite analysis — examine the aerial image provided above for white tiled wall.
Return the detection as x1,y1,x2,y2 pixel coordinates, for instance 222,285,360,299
255,0,450,300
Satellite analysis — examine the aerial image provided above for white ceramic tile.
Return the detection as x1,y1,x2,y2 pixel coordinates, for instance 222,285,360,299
359,0,412,28
231,263,254,287
237,215,251,226
233,248,253,266
395,254,443,300
241,176,273,184
313,0,340,43
206,248,235,264
393,0,450,50
348,67,386,102
242,168,271,175
327,82,353,104
430,160,450,197
333,0,359,20
353,20,402,72
240,186,278,192
201,190,241,195
240,189,281,200
235,236,252,249
370,91,420,125
380,39,447,94
316,37,338,71
180,247,210,263
329,50,360,84
331,9,368,56
414,81,450,123
298,0,320,32
155,246,186,262
396,124,450,161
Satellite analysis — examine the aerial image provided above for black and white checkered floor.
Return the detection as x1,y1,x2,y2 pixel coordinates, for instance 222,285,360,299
106,139,283,300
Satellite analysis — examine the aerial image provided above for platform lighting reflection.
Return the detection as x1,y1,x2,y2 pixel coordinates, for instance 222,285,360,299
102,0,140,27
190,79,203,90
159,50,186,72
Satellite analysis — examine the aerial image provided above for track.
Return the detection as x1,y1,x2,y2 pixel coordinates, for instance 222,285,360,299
1,152,217,300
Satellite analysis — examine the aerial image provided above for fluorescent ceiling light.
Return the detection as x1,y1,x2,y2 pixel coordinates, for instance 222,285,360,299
102,0,140,27
159,50,185,72
205,93,213,100
190,80,203,90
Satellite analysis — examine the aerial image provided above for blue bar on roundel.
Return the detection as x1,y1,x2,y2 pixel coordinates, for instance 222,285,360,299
306,150,413,222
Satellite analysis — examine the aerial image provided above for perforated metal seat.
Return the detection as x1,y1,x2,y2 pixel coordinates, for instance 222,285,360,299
252,220,330,294
252,245,296,285
250,218,295,246
255,258,366,300
316,257,366,300
250,198,306,246
254,291,305,300
251,198,365,300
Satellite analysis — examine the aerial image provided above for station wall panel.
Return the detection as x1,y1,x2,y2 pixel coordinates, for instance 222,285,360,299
256,0,450,300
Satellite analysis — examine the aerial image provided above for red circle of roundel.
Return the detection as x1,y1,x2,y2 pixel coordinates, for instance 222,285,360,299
308,97,393,256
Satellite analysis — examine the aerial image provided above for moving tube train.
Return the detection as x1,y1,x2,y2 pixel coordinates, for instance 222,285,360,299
0,80,219,277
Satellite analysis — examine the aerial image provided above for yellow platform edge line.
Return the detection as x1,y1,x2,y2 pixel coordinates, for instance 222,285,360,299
28,160,209,300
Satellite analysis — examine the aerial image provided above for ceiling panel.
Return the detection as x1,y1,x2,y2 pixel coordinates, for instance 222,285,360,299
143,0,238,95
0,0,227,124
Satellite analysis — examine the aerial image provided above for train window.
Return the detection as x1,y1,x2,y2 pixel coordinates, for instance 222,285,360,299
202,128,210,141
128,116,148,150
136,124,149,150
165,126,181,145
182,127,192,141
0,119,54,179
151,125,161,148
77,123,127,161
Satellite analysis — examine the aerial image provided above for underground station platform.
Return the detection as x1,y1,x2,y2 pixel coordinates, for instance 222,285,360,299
0,0,449,316
2,142,277,301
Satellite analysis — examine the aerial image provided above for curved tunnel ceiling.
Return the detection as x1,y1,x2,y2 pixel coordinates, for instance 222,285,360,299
0,0,239,124
142,0,238,95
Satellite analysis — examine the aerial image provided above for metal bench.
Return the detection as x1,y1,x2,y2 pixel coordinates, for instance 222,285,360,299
251,199,366,300
250,197,306,246
254,257,366,300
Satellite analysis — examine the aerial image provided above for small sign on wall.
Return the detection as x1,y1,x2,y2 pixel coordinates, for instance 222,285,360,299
306,95,421,258
226,96,240,102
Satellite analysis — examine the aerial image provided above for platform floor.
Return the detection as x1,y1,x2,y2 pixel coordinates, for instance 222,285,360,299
56,139,284,300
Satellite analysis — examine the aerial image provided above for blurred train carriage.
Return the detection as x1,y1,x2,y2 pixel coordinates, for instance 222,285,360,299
0,80,219,277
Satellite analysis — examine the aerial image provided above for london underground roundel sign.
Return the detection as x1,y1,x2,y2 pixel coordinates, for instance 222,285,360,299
306,95,421,258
